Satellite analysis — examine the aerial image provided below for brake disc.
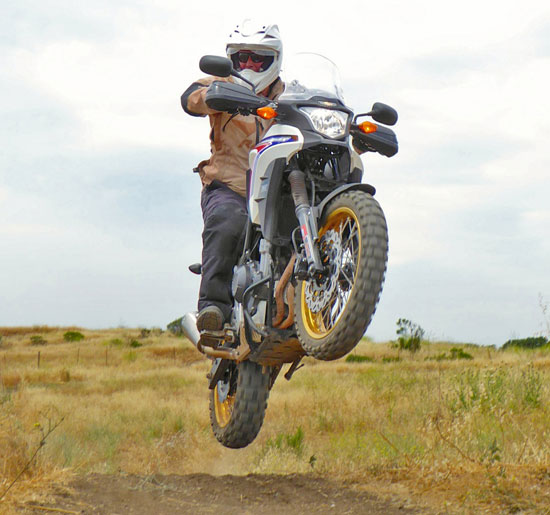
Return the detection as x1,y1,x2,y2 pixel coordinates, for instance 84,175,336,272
304,229,342,313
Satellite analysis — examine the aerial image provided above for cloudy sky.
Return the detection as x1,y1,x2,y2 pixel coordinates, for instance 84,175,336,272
1,0,549,346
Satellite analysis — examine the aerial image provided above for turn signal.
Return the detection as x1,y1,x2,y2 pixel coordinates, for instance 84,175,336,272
359,121,378,134
256,106,278,120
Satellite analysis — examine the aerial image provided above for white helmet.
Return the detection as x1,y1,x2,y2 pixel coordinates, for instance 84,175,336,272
226,20,282,93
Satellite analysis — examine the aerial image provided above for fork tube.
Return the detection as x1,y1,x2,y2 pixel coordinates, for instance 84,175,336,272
288,169,324,273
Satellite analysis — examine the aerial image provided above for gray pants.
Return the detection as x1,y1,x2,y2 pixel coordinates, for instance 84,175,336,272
198,181,248,321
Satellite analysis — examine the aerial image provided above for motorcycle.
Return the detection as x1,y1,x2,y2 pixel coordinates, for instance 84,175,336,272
181,53,398,448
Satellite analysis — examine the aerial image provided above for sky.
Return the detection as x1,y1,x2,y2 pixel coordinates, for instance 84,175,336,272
1,0,549,346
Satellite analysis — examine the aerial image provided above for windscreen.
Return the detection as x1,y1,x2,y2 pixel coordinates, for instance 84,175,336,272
279,53,345,103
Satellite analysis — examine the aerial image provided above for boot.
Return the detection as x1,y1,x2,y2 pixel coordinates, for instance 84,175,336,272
196,305,224,333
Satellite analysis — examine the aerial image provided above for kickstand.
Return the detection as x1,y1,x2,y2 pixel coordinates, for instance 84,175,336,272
284,358,304,381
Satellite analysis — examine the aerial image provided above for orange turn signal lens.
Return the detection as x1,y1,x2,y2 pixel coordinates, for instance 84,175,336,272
359,121,378,134
256,107,278,120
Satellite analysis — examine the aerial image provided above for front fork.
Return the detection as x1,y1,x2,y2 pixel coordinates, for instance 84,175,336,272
289,169,324,275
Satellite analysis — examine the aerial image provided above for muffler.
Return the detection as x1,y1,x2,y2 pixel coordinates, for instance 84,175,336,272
181,312,201,348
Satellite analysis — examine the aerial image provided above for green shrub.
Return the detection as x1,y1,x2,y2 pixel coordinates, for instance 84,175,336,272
30,335,47,345
63,331,84,342
345,354,374,363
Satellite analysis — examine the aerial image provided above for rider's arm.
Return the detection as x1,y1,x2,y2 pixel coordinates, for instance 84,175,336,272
181,82,208,117
181,76,228,117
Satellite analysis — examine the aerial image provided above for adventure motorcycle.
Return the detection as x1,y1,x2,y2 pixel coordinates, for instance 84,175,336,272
181,53,398,448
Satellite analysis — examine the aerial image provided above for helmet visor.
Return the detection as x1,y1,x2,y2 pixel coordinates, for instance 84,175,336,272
228,49,275,72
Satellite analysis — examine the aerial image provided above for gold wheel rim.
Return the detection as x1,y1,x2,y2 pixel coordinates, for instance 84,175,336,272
301,206,361,339
214,385,235,428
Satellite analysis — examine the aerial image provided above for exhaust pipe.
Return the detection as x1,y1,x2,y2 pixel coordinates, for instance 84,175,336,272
181,312,201,349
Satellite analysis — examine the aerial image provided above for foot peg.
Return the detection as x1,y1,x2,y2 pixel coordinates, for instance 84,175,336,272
198,326,236,349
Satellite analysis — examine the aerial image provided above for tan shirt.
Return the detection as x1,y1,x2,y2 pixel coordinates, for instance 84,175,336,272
183,77,284,197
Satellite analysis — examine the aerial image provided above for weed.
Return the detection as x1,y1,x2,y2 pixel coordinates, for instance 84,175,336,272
481,437,502,464
266,427,305,456
451,368,509,412
519,365,543,409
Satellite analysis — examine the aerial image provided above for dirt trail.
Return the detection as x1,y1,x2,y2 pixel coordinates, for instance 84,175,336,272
19,473,425,514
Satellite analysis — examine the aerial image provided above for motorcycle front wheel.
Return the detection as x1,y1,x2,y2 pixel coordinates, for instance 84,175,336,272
294,190,388,361
209,360,270,448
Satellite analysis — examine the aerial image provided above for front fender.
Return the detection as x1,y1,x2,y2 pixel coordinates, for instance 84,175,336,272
314,183,376,220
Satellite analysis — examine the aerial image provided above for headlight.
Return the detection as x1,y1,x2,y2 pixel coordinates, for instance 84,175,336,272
299,107,348,139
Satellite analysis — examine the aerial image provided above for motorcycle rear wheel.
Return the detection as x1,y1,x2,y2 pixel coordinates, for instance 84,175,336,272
294,190,388,360
209,360,270,448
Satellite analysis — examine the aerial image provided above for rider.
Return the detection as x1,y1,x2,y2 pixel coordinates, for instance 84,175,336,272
181,20,284,337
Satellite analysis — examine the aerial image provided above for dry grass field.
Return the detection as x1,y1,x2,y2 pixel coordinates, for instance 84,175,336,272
1,326,550,513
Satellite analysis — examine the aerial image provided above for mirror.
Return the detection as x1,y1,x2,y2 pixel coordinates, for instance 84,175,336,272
199,55,233,77
367,102,398,126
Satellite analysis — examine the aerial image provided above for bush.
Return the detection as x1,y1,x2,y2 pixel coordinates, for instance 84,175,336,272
63,331,84,342
502,336,548,350
29,335,47,346
394,318,425,353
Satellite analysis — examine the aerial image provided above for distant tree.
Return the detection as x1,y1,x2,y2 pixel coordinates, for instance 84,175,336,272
394,318,425,353
502,336,548,350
